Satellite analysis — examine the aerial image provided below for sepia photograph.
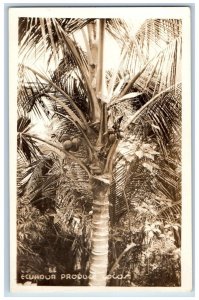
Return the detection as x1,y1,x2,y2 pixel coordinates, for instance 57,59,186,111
9,6,192,292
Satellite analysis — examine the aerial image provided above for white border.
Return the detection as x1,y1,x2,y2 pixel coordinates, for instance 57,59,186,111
9,5,192,295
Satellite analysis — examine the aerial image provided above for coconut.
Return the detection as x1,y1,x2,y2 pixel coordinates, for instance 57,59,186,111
72,137,81,147
68,137,80,152
109,133,116,143
60,134,70,142
63,140,72,151
86,127,94,137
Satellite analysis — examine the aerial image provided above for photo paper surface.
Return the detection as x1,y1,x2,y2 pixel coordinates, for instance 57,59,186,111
9,7,192,292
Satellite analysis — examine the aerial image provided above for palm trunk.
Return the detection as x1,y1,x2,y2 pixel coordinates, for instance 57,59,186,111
88,19,111,286
89,175,111,286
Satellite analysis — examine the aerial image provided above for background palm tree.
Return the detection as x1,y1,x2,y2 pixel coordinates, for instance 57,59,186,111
17,17,182,286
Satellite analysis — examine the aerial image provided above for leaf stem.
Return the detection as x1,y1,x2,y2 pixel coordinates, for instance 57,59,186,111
104,140,119,173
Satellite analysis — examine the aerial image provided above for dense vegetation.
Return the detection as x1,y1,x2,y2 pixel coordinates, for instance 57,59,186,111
17,18,182,286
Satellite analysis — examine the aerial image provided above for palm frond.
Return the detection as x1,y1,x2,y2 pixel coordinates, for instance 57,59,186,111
135,19,182,57
107,19,182,100
110,153,180,226
155,201,181,223
51,67,89,116
18,156,54,196
133,37,182,97
106,19,131,47
109,84,181,223
19,17,94,55
17,64,52,117
17,116,43,161
120,83,181,153
52,20,100,121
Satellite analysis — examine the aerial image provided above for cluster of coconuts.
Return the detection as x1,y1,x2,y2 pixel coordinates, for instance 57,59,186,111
61,134,81,152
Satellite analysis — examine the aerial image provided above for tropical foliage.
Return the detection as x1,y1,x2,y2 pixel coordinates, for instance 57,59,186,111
16,17,182,286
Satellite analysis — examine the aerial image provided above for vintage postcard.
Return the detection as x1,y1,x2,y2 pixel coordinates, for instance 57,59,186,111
9,6,192,293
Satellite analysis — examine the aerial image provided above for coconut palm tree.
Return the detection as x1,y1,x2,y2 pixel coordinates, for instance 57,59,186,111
17,17,182,286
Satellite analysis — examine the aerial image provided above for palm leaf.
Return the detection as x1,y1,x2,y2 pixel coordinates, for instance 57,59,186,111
107,19,182,100
17,116,43,161
19,17,94,55
109,85,181,223
19,17,100,122
17,64,52,117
